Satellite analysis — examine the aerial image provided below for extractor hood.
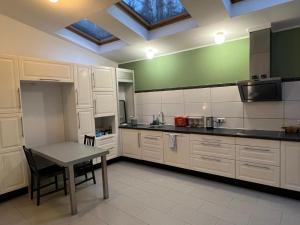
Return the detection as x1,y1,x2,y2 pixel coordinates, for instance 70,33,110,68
237,28,282,102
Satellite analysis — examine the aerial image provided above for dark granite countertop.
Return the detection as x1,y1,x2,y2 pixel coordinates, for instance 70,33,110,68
119,124,300,142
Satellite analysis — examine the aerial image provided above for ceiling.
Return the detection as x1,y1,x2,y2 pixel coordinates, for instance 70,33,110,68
0,0,300,64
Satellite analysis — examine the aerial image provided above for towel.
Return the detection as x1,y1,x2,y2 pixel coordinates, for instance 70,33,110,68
169,134,177,150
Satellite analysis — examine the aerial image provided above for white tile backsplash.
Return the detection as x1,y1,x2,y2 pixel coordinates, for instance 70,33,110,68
184,103,212,116
162,90,184,103
244,102,284,119
183,88,211,103
212,102,244,118
135,82,300,131
211,86,241,102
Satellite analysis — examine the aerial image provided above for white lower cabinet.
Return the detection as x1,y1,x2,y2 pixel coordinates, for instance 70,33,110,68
236,161,280,187
141,131,163,163
94,134,118,163
121,129,141,159
163,133,189,168
281,141,300,192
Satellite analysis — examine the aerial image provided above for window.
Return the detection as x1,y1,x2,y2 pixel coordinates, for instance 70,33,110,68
117,0,191,30
66,19,118,45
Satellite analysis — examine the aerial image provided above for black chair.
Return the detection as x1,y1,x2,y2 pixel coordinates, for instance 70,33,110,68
74,135,96,186
23,146,67,206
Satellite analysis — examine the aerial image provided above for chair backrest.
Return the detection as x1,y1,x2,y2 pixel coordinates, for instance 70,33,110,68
84,135,95,147
23,146,39,174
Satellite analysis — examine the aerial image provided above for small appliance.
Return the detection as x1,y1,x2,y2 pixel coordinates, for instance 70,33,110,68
206,117,214,129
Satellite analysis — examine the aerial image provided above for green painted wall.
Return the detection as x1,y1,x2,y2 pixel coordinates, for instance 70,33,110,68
120,38,249,91
119,27,300,91
271,28,300,78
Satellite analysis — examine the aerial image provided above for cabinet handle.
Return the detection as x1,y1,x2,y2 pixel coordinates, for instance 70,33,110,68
77,112,80,129
93,99,96,115
201,156,221,162
244,147,271,152
144,136,160,140
75,89,78,105
202,138,221,143
138,132,141,148
243,163,271,170
92,72,95,88
201,142,221,147
17,88,21,109
20,117,24,137
39,78,60,81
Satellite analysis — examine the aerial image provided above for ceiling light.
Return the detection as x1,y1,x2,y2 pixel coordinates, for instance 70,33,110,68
49,0,59,3
145,48,155,59
214,32,225,44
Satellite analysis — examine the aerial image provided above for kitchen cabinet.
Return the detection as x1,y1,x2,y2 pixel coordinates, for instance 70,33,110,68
141,131,163,163
0,55,21,114
92,66,115,92
19,57,73,82
0,148,27,194
163,133,189,168
74,65,93,108
121,129,141,159
77,108,95,143
93,92,116,117
95,134,118,163
281,141,300,192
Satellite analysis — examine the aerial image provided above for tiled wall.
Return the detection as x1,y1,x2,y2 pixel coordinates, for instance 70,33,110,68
135,81,300,131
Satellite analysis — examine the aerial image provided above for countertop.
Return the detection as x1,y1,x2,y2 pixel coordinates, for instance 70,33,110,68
119,124,300,142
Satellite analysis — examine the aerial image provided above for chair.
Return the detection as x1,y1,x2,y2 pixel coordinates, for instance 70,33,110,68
23,146,67,206
74,135,96,186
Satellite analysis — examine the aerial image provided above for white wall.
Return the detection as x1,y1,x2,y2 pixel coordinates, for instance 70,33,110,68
135,81,300,131
0,14,117,67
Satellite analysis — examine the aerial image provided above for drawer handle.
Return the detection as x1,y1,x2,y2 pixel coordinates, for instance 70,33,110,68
39,78,60,81
201,142,221,147
201,156,222,162
244,147,271,152
243,163,271,170
144,136,160,140
202,138,221,143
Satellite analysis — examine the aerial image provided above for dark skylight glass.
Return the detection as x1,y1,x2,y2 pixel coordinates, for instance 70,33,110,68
71,19,113,41
121,0,188,25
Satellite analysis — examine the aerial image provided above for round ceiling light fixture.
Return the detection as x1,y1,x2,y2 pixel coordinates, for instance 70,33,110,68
214,32,225,44
145,48,155,59
49,0,59,3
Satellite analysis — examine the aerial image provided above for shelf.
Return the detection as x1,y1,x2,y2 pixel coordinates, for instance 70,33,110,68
95,133,116,140
94,113,116,119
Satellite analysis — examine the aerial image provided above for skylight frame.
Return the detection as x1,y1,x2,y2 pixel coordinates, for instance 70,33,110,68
116,1,191,30
66,22,119,46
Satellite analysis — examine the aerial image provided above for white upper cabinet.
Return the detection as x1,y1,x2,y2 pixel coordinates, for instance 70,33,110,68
281,141,300,192
0,55,21,113
92,66,115,92
93,92,116,117
19,57,73,82
74,65,93,108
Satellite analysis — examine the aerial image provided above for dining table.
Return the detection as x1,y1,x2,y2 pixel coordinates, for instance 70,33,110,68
31,142,109,215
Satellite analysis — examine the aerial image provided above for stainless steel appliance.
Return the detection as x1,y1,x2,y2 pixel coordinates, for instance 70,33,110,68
119,100,127,124
188,116,205,128
206,117,214,129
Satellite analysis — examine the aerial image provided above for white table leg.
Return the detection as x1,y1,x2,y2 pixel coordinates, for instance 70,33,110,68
67,166,77,215
101,155,109,199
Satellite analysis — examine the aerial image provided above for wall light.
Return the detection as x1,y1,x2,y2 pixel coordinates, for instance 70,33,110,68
49,0,59,3
145,48,155,60
214,32,225,44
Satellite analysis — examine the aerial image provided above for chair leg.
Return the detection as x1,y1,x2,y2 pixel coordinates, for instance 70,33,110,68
37,177,40,206
55,175,58,190
92,167,96,184
63,171,67,196
30,175,34,200
85,173,88,180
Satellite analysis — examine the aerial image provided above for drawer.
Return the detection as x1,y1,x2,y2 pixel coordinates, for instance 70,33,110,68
236,138,280,149
236,161,280,187
142,133,163,150
236,145,280,166
142,147,163,163
190,155,235,178
190,134,235,145
190,141,235,160
96,135,116,146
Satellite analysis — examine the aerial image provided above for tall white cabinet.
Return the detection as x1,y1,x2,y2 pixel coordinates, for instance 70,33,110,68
0,55,26,195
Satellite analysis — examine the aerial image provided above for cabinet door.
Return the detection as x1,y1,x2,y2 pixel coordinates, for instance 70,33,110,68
77,109,95,142
92,66,115,92
0,114,23,152
163,133,189,168
74,65,92,108
19,57,73,82
0,55,20,113
121,129,141,159
0,148,27,194
281,142,300,192
141,131,163,163
93,92,116,117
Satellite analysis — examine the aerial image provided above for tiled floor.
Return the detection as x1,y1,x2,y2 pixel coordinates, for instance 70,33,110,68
1,161,300,225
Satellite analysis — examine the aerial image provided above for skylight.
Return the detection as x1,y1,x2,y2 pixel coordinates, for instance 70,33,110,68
67,19,118,45
118,0,191,30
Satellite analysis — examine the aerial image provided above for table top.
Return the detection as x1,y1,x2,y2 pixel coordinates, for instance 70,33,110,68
31,142,109,167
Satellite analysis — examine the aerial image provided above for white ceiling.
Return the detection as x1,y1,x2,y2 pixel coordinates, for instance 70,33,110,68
0,0,300,63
